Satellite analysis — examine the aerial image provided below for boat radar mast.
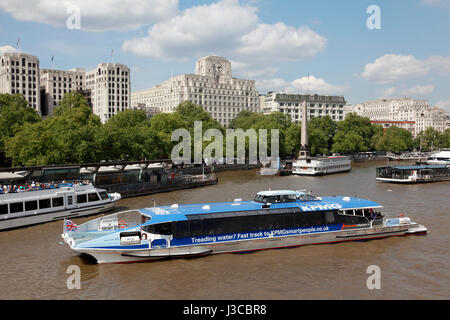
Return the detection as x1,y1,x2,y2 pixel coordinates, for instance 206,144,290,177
299,99,310,159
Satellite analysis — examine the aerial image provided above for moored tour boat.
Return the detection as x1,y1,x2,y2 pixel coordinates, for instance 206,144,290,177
0,183,121,231
376,165,450,183
292,156,351,175
425,149,450,165
61,190,426,264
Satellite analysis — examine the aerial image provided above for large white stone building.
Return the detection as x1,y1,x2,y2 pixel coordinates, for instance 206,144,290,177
260,92,348,122
131,56,259,127
0,51,40,112
352,98,449,137
40,68,86,116
85,63,130,123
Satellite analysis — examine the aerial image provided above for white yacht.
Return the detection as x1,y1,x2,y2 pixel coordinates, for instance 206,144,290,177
292,156,351,176
0,184,121,231
426,149,450,165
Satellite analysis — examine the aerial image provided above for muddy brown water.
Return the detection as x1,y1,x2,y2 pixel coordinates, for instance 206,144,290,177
0,161,448,299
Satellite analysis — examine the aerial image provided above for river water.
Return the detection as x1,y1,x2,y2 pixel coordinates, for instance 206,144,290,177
0,161,448,300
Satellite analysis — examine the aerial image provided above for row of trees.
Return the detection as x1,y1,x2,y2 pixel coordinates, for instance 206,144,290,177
1,92,449,166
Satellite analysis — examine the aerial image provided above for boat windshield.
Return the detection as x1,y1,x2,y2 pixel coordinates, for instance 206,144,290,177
254,194,297,203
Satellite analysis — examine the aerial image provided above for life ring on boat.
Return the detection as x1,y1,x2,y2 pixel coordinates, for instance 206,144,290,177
118,220,127,228
141,233,147,240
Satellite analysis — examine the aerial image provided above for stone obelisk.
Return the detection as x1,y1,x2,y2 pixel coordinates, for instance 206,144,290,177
299,99,310,159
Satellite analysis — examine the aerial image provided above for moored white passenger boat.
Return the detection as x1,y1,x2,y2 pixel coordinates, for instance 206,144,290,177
292,156,351,175
0,184,121,231
426,149,450,165
61,190,427,264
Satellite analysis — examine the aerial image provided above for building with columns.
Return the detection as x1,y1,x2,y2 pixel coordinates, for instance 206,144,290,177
259,92,348,122
131,56,259,127
352,98,450,137
0,51,40,112
40,68,86,116
85,63,130,123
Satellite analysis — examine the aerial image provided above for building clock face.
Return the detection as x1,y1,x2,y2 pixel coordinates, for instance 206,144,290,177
213,62,223,74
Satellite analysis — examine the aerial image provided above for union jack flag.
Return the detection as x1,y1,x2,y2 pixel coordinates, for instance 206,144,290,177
65,220,78,231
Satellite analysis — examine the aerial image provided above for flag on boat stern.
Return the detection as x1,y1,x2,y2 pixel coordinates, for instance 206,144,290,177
65,219,78,232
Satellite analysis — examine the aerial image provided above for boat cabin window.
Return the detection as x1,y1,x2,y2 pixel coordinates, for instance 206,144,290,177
99,191,109,200
52,197,64,207
25,200,38,211
338,209,354,216
77,194,87,204
67,196,73,206
88,193,100,202
39,198,51,209
10,202,23,213
355,209,364,217
254,194,297,203
0,204,8,215
325,211,335,224
143,222,172,235
298,194,318,201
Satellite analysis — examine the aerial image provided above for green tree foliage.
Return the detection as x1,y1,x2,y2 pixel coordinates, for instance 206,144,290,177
331,131,366,154
5,93,103,166
414,127,448,151
308,116,337,156
331,113,376,154
373,126,414,152
284,123,302,157
149,113,185,159
442,128,450,148
3,92,447,166
100,109,159,161
0,94,41,164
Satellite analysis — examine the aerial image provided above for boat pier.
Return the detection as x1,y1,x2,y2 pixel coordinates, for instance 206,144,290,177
0,160,220,198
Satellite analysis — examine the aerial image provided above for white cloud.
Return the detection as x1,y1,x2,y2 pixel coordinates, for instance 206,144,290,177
426,54,450,76
435,99,450,113
379,86,398,98
362,54,450,83
255,78,291,93
236,23,326,61
290,75,349,95
230,60,279,78
122,0,326,62
401,84,435,96
0,0,179,32
122,0,258,61
0,45,18,54
362,54,430,83
256,75,349,95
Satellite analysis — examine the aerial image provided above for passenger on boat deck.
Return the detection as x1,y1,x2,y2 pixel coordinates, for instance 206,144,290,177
0,180,85,194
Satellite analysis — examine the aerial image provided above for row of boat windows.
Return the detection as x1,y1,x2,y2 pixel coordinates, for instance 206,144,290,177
253,194,317,203
0,191,109,215
143,210,368,238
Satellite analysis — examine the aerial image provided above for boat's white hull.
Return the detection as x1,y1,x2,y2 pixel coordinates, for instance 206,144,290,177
72,223,427,264
292,168,351,175
0,202,117,231
426,160,450,165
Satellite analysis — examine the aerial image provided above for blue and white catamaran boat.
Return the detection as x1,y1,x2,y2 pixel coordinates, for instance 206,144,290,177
61,190,427,264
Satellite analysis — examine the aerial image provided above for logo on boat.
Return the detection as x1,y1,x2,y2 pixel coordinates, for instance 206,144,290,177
300,203,342,211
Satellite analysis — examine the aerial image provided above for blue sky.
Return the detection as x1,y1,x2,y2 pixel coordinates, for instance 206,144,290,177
1,0,449,110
